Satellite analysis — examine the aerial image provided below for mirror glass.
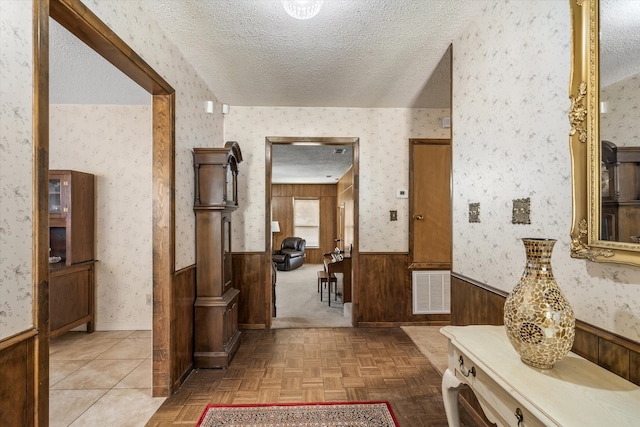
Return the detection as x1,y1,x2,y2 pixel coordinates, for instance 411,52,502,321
569,0,640,266
598,0,640,244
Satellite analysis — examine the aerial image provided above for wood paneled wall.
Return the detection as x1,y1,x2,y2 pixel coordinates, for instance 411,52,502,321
272,184,337,264
451,272,640,386
0,331,36,426
235,251,452,329
356,253,450,326
234,253,268,328
337,167,354,253
171,266,196,390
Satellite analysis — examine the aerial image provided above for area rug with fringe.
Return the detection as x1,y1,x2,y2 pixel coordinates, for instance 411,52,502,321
196,401,399,427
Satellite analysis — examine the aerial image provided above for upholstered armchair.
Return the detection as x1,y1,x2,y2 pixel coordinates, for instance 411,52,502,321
272,237,306,271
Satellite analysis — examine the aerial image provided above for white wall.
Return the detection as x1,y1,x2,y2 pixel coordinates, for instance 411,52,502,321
50,105,153,330
223,107,451,253
452,1,640,341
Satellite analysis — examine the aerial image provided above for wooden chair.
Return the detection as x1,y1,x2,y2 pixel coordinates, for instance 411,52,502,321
317,270,337,303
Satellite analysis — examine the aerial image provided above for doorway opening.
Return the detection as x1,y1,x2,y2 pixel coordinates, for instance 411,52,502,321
265,137,359,328
35,4,176,422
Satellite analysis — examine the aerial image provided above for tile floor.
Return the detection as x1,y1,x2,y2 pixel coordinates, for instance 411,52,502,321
49,330,165,427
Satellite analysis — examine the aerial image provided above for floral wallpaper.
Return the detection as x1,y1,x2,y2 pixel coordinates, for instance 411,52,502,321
82,0,224,271
601,73,640,147
224,107,451,253
452,0,640,341
2,0,638,343
0,1,34,338
50,105,154,330
1,0,224,337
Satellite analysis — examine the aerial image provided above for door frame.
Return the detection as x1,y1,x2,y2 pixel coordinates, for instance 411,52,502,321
265,136,360,327
34,1,176,417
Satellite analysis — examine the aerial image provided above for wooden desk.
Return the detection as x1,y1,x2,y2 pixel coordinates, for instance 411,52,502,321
440,325,640,427
323,253,352,303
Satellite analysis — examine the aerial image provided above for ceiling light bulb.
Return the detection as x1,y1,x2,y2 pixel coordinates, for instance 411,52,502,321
282,0,323,20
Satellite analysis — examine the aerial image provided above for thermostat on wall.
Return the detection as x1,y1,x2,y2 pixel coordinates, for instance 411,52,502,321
396,189,408,199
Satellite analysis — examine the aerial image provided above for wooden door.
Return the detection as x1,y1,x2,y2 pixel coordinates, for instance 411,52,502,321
337,204,345,251
409,139,452,269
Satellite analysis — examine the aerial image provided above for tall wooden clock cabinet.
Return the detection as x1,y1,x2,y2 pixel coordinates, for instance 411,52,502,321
193,141,243,368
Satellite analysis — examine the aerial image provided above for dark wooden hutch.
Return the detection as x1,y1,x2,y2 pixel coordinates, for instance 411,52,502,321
601,141,640,243
48,170,96,338
193,141,243,368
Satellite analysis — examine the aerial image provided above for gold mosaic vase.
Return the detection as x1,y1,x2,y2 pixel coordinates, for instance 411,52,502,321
504,238,575,369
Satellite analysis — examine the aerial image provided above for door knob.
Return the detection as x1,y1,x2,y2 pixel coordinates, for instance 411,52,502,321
415,214,424,220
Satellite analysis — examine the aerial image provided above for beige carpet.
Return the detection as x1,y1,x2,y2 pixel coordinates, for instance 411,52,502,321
272,263,351,328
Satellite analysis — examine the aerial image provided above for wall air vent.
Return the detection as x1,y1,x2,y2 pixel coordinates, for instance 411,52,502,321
333,148,346,154
412,270,451,314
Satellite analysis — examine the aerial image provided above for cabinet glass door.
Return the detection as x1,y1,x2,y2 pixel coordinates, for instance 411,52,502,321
49,178,62,214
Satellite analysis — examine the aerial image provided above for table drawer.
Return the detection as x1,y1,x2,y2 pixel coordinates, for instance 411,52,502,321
452,346,549,427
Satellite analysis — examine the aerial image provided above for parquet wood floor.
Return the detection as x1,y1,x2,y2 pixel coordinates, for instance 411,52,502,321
146,328,479,426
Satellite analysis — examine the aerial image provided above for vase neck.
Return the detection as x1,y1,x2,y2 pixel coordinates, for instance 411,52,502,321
522,238,555,267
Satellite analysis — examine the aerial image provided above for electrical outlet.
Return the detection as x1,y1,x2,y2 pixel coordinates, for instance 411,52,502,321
390,210,398,221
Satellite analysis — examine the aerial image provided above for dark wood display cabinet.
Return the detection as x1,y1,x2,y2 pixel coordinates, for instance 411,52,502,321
49,170,96,338
193,141,243,368
601,142,640,243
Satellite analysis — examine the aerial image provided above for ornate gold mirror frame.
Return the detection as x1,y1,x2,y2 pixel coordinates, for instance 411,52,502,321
569,0,640,266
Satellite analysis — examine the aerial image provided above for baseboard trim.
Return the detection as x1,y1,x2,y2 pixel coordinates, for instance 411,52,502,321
95,323,152,331
358,320,450,328
240,324,266,330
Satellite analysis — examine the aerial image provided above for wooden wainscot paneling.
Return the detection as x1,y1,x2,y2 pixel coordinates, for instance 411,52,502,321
357,253,449,326
573,322,640,385
171,265,196,390
450,274,506,326
233,252,267,329
0,330,37,426
451,272,640,388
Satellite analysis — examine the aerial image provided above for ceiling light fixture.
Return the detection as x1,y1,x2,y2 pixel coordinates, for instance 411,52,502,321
282,0,323,20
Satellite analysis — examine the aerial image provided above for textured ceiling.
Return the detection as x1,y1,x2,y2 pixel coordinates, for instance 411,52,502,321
272,144,353,184
600,0,640,87
49,0,639,182
135,0,475,108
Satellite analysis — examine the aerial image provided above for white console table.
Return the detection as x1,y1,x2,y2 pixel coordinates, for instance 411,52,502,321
440,325,640,427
